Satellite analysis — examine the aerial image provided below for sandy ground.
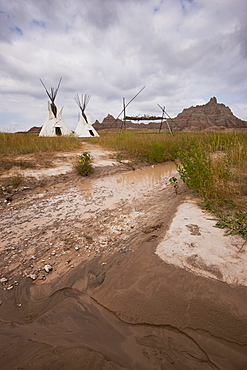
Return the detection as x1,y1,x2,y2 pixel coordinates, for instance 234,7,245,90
0,142,247,369
156,199,247,286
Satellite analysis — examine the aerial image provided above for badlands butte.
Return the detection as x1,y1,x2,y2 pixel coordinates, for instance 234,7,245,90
0,98,247,369
93,97,247,132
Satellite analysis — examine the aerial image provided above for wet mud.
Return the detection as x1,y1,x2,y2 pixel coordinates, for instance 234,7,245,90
0,146,247,369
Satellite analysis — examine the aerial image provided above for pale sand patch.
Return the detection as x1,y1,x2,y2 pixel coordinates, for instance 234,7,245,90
156,198,247,286
1,148,119,180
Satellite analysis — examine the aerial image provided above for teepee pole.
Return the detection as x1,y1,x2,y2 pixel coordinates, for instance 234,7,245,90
40,78,62,118
157,104,173,134
74,93,91,124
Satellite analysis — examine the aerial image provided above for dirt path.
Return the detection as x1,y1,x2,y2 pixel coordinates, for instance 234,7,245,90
0,142,247,369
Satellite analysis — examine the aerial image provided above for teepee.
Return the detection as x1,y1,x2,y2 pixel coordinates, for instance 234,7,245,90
74,94,99,137
39,78,71,137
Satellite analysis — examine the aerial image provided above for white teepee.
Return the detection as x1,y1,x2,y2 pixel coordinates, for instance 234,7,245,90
74,94,99,137
39,78,72,137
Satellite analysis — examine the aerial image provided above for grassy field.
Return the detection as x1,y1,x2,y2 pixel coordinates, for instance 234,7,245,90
0,132,81,155
92,131,247,239
0,133,81,172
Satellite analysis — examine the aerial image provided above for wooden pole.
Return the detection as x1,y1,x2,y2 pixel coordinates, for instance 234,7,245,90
159,108,165,133
123,97,126,130
157,104,173,134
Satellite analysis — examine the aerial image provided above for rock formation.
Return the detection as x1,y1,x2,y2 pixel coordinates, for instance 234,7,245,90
94,98,247,132
26,126,42,134
93,114,123,130
169,97,247,131
93,114,162,131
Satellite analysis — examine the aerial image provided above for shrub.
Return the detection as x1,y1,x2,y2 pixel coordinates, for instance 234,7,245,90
0,173,24,196
177,143,214,198
75,152,94,176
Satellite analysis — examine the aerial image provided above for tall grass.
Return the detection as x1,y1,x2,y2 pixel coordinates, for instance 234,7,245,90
92,131,187,162
92,131,247,238
0,133,81,155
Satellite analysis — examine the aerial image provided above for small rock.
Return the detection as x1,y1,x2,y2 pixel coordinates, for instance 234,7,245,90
44,264,52,273
28,274,37,280
5,195,12,203
0,300,2,305
74,247,79,251
31,255,36,260
17,303,22,307
0,277,8,284
7,285,14,290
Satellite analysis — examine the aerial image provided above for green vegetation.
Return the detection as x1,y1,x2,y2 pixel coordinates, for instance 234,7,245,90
75,152,94,176
92,131,247,239
91,131,182,162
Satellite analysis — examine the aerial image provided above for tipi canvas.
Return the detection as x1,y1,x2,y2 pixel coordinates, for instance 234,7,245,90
39,78,71,137
39,102,71,137
74,94,99,137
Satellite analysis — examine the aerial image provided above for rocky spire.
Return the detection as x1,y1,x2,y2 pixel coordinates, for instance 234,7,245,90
210,96,217,103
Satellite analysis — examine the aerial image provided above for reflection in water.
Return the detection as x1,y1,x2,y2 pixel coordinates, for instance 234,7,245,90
76,162,177,212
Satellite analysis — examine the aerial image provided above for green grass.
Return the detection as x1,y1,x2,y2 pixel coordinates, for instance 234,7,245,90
91,131,247,239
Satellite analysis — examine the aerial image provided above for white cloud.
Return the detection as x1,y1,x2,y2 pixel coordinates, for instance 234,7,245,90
0,0,247,132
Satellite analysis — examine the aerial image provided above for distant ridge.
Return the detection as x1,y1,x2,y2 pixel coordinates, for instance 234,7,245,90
26,126,42,134
93,114,163,131
94,97,247,132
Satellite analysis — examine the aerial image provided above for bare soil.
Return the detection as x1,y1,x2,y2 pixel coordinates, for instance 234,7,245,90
0,142,247,369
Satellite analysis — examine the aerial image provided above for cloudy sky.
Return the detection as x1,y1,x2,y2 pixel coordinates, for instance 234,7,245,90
0,0,247,132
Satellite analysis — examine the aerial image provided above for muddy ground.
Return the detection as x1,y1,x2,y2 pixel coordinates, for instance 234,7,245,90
0,142,247,369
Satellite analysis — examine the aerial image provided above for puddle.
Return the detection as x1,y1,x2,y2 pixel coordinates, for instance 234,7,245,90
0,163,177,249
76,162,177,209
